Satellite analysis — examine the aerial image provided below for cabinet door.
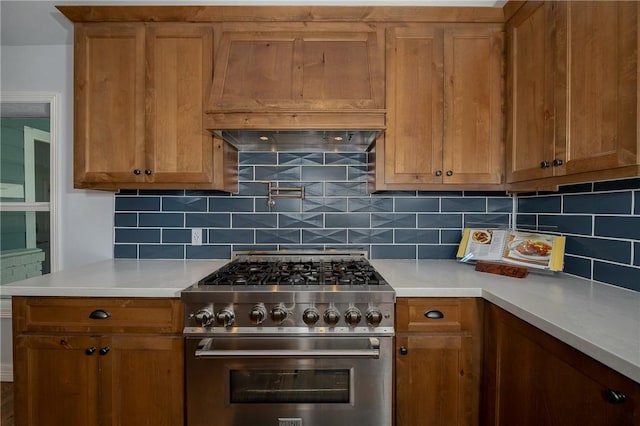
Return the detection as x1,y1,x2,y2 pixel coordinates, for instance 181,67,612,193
505,2,558,183
561,1,638,175
14,335,100,426
384,26,444,185
74,23,146,187
146,24,215,185
396,334,476,426
484,305,640,426
443,25,503,184
100,335,184,426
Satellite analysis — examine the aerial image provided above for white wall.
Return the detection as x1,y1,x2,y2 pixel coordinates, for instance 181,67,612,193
1,44,115,380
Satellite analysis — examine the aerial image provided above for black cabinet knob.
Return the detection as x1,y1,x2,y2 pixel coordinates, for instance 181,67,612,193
435,170,442,177
85,346,97,356
99,347,111,356
552,159,564,167
144,169,152,175
399,346,408,355
89,309,110,320
133,169,141,175
425,309,444,319
446,170,453,176
604,389,626,404
540,161,551,169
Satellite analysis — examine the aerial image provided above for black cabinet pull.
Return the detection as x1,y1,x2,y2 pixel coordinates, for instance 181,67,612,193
604,389,626,404
446,170,453,176
85,347,96,356
133,169,141,175
424,309,444,319
435,170,442,176
399,346,408,355
144,169,152,175
89,309,110,320
552,159,564,167
99,347,111,356
540,161,551,169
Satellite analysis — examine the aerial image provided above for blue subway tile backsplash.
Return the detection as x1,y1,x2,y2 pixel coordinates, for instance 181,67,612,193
593,262,640,292
517,177,640,291
114,152,640,292
115,152,510,260
162,197,207,212
563,192,633,214
565,236,632,264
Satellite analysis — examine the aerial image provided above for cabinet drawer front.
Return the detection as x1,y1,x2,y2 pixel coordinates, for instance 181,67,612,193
396,298,480,333
13,297,183,334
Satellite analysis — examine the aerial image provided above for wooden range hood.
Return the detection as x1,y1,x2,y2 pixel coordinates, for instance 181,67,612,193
205,23,386,151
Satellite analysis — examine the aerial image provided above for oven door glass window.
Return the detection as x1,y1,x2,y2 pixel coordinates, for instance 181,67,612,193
230,369,350,404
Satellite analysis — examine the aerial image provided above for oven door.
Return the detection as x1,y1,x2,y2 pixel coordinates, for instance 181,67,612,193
185,336,393,426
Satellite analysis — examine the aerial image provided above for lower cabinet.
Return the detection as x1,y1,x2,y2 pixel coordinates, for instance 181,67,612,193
12,297,184,426
395,298,483,426
483,303,640,426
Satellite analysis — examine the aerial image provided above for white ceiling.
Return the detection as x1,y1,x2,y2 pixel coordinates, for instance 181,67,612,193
1,0,506,47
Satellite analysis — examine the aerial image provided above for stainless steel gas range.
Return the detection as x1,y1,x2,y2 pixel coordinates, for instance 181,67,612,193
181,251,395,426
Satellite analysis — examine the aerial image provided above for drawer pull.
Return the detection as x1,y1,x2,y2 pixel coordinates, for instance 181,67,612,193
99,346,111,356
85,347,96,356
424,309,444,319
89,309,111,320
604,389,626,404
399,346,408,355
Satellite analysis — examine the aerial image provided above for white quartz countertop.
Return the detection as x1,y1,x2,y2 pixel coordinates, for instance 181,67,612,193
2,258,639,383
370,260,640,384
0,259,229,298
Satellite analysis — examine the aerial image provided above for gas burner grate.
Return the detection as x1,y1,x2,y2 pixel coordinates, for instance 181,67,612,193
198,259,382,286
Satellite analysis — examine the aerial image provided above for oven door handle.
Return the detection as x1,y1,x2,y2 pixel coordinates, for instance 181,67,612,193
194,337,381,359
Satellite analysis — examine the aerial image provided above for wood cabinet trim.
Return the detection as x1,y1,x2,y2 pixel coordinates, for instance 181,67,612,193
57,6,506,24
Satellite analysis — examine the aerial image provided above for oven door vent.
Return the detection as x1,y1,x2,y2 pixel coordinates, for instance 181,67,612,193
279,418,303,426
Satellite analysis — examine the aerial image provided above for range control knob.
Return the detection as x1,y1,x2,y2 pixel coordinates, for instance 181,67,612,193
191,309,214,327
344,307,362,326
365,308,384,327
249,304,267,325
270,306,288,324
302,308,320,326
323,308,341,327
215,308,235,328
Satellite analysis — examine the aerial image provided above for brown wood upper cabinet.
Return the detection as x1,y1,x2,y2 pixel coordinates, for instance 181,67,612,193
74,22,237,191
506,1,639,190
377,24,504,191
206,23,385,129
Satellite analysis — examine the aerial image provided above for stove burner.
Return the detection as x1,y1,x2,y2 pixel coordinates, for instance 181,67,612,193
198,258,381,286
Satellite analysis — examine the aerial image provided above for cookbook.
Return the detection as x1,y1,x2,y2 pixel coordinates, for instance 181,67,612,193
456,228,566,271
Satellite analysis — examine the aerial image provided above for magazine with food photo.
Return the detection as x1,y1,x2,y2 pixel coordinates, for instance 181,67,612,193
456,228,566,271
